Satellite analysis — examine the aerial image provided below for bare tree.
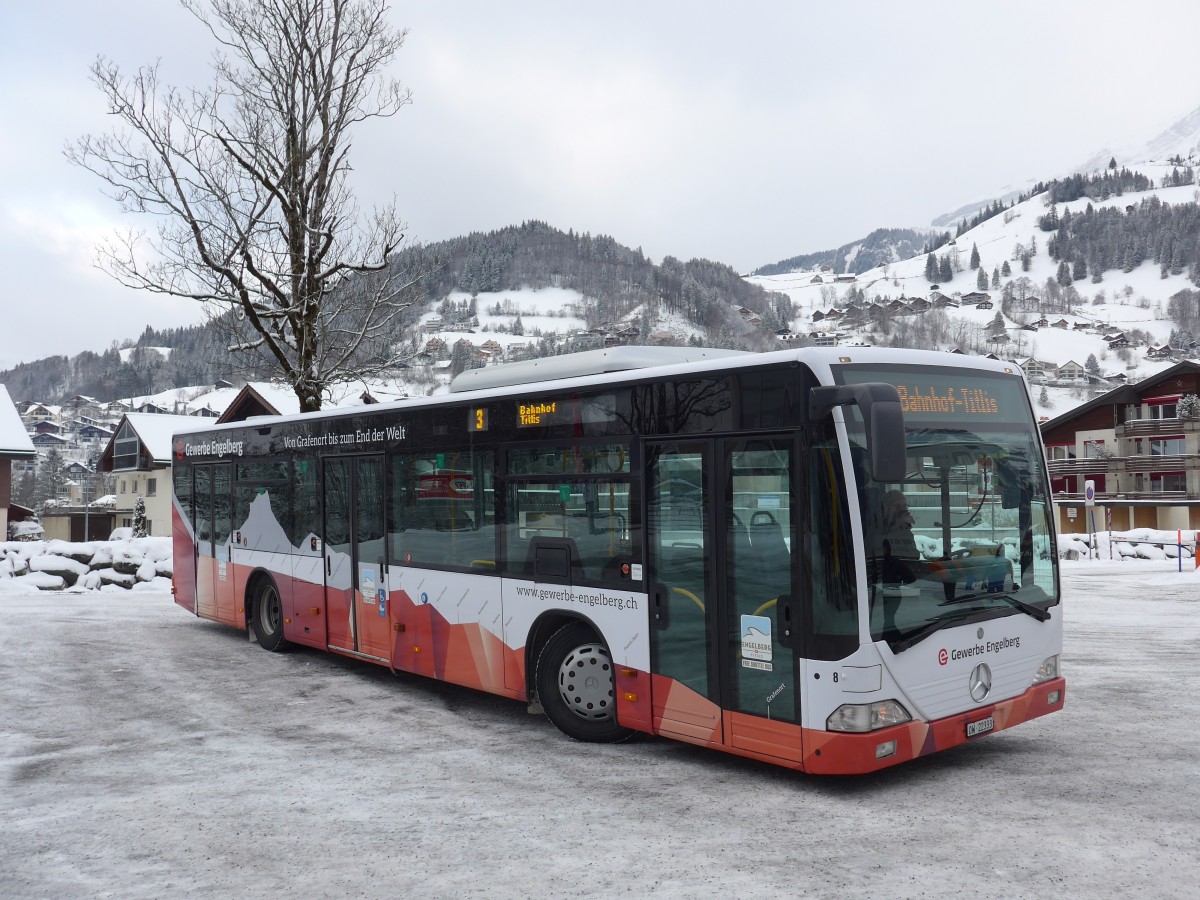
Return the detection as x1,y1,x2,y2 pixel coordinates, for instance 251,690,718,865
68,0,427,411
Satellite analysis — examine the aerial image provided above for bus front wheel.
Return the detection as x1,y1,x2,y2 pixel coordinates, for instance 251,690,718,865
535,623,632,744
251,578,290,653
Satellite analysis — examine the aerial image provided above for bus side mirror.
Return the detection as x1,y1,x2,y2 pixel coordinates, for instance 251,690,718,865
810,383,906,483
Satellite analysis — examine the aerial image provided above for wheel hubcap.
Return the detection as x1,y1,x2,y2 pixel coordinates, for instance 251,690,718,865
557,642,615,721
260,588,280,634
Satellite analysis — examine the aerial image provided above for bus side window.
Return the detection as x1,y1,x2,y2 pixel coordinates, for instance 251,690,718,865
390,450,495,569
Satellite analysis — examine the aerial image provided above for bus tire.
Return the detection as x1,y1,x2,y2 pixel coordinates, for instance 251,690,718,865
251,577,290,653
535,622,632,744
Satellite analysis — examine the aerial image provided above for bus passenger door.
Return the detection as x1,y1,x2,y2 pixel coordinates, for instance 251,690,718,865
720,437,802,763
193,464,216,620
647,441,722,744
323,456,389,658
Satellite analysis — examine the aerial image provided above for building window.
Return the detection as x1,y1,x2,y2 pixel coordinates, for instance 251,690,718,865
1151,473,1186,492
1149,402,1178,420
147,478,157,497
113,421,141,470
1149,436,1185,456
120,481,126,494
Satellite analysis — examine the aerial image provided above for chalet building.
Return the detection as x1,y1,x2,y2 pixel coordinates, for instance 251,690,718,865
975,299,994,310
31,432,70,449
215,383,284,424
1055,360,1086,381
1018,358,1049,379
960,292,990,305
1040,361,1200,533
99,413,201,537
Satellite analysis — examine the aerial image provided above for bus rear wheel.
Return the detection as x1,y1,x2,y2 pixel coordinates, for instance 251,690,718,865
535,622,633,743
251,578,290,653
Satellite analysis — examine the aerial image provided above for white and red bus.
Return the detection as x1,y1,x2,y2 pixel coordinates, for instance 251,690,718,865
171,346,1064,774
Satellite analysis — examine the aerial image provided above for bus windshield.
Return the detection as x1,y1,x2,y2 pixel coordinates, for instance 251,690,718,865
836,365,1059,650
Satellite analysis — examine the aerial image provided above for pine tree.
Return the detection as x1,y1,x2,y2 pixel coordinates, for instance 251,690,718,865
1085,354,1101,377
34,449,66,512
977,267,988,290
1001,260,1012,277
969,243,981,269
1056,260,1073,287
924,254,938,283
991,267,1001,289
939,254,953,283
132,496,148,538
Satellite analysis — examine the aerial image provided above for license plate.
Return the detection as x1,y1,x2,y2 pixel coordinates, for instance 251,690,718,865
966,716,994,738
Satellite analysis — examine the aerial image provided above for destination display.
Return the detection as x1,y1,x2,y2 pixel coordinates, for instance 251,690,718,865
517,398,570,428
836,366,1029,424
894,385,1000,417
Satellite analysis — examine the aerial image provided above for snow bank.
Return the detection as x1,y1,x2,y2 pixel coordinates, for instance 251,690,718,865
1058,528,1198,561
0,537,173,593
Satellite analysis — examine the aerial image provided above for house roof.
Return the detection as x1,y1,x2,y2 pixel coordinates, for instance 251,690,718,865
0,385,37,459
215,383,285,425
99,413,205,471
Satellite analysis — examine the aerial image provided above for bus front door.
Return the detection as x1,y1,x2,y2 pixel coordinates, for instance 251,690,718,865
322,456,390,659
721,437,802,763
648,438,801,761
648,441,721,743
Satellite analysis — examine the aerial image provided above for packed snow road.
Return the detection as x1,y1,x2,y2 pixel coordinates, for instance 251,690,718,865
2,563,1198,898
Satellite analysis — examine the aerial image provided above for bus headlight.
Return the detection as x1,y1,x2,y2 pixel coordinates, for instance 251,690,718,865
1033,655,1059,683
826,700,912,733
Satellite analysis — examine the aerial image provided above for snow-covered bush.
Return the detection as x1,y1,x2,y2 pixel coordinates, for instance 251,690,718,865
0,537,173,593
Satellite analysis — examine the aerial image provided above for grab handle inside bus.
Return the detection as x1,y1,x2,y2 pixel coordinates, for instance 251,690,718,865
809,383,905,483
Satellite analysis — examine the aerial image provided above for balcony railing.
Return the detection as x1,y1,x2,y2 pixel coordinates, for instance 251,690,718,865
1053,491,1189,503
1118,418,1200,438
1047,454,1195,477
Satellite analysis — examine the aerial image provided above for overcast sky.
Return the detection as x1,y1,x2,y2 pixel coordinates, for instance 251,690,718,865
2,1,1199,371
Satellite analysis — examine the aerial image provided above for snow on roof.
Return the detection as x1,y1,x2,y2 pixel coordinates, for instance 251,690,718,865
0,386,37,458
122,413,207,464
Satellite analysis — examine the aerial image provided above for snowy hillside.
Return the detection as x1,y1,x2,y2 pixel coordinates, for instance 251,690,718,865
748,170,1200,421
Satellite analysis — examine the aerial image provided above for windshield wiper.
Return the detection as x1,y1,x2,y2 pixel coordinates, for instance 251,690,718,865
940,591,1051,622
888,609,981,653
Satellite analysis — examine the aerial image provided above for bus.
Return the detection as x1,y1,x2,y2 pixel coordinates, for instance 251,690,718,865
170,346,1064,775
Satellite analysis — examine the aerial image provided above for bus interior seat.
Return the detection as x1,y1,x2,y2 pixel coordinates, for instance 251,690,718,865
746,510,789,599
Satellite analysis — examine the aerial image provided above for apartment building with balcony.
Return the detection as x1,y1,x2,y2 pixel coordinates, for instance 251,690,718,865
1039,361,1200,534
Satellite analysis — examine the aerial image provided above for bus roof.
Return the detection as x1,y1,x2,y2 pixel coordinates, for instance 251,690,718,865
448,346,750,393
173,346,1023,438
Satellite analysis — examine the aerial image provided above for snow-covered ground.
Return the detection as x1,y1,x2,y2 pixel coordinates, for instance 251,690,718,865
1,561,1197,897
